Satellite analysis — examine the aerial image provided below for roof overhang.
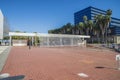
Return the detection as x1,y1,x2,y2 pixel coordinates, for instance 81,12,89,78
9,32,90,38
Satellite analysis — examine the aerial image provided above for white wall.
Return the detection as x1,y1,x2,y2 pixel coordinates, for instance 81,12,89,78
3,17,10,37
0,10,10,39
0,10,3,39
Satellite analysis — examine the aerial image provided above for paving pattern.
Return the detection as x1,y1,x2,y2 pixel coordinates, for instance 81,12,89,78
1,46,120,80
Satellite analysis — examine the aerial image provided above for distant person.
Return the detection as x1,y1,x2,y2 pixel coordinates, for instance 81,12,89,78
5,41,7,46
33,41,35,46
28,39,32,49
27,39,29,46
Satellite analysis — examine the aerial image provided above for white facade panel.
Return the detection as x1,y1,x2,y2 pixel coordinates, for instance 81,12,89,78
0,10,10,39
3,18,10,37
0,10,3,39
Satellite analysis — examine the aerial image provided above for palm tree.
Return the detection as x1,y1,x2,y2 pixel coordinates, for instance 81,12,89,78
65,23,73,34
78,22,84,35
88,20,93,43
104,9,112,44
95,9,112,43
71,26,76,35
61,25,66,34
106,9,112,16
93,21,101,43
95,14,105,43
83,16,89,35
88,20,93,35
75,24,80,35
58,23,73,34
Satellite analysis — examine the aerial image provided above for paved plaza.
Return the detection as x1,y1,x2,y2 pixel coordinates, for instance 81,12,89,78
0,46,120,80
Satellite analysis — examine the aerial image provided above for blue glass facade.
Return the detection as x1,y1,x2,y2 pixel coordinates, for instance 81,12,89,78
74,6,120,35
110,26,120,36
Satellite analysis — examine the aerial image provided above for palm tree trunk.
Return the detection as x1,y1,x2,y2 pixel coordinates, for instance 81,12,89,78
91,36,93,43
72,29,74,34
106,22,110,45
86,28,89,35
100,24,105,44
80,29,83,35
105,27,107,44
90,30,93,43
96,33,100,44
102,32,105,44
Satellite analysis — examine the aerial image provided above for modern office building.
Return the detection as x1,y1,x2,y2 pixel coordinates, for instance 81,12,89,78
74,6,120,43
0,9,10,40
74,6,120,29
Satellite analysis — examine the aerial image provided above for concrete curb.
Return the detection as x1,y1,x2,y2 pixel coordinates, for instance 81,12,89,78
0,46,11,72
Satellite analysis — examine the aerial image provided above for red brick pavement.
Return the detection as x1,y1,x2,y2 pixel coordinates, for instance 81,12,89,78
1,47,120,80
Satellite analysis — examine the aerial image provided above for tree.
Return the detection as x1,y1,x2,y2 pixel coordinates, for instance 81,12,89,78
93,17,101,43
65,23,73,34
71,26,76,35
88,20,93,35
88,20,93,43
94,9,112,44
106,9,112,16
78,22,84,35
95,14,105,43
75,24,79,35
83,15,90,35
104,9,112,44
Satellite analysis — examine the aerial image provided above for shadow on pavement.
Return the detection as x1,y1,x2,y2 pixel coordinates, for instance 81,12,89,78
0,75,25,80
95,66,117,70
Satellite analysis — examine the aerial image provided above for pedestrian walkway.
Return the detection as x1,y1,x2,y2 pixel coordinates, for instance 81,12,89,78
0,46,9,54
0,46,11,72
1,47,120,80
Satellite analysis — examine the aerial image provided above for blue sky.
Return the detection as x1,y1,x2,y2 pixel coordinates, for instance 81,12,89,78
0,0,120,33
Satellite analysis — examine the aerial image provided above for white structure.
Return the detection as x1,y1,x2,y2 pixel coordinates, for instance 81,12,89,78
0,10,10,40
0,10,3,39
9,32,90,47
116,54,120,70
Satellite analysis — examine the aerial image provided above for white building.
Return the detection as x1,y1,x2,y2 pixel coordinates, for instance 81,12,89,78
0,9,10,40
9,32,90,46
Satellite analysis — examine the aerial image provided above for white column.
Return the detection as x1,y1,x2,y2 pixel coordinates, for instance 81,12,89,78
32,36,34,46
82,38,86,47
71,38,73,46
9,36,12,46
77,38,79,46
60,37,62,46
47,37,49,47
39,36,41,47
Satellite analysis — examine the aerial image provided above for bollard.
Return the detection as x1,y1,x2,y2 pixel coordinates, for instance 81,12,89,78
116,54,120,70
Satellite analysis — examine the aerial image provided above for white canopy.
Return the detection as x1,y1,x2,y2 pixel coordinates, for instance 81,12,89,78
9,32,90,38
